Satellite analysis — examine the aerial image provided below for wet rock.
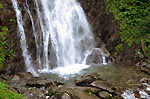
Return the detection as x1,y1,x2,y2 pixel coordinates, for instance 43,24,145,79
62,93,71,99
98,91,110,99
136,62,141,67
16,72,34,79
140,78,150,85
55,85,101,99
26,77,53,88
75,87,100,95
7,86,18,94
11,75,20,81
6,75,64,99
91,80,115,93
49,96,57,99
75,73,101,86
134,91,141,98
86,48,106,65
1,75,13,81
140,65,150,75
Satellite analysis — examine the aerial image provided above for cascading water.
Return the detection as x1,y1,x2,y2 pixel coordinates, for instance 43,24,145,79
11,0,37,76
11,0,106,76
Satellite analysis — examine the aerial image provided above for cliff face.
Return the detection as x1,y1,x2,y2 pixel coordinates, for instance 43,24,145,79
78,0,138,65
0,0,24,75
78,0,120,44
0,0,38,75
0,0,137,75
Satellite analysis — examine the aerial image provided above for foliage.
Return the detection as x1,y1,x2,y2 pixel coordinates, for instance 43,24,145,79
9,19,16,23
47,89,56,97
0,26,14,70
106,0,150,57
88,92,92,95
0,4,3,9
114,44,123,55
0,82,24,99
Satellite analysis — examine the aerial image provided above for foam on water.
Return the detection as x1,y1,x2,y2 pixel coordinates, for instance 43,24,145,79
38,64,90,75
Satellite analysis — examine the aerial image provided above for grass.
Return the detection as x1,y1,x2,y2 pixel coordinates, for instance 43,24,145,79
0,81,25,99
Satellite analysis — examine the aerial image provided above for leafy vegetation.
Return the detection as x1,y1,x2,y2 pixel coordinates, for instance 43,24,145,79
0,26,14,70
88,92,92,95
9,18,16,23
0,4,3,9
106,0,150,58
0,82,24,99
47,90,56,97
114,44,123,55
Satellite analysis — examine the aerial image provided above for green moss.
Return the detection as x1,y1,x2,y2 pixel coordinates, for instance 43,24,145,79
0,26,14,70
0,82,25,99
0,4,3,9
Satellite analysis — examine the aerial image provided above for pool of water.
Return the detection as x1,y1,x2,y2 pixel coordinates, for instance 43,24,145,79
39,63,149,91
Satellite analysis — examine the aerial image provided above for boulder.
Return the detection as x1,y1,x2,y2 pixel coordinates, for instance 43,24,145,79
86,48,107,65
55,85,101,99
6,75,64,99
75,73,101,86
11,75,20,81
74,87,100,95
26,77,53,88
91,80,115,93
140,65,150,75
98,91,110,99
16,72,34,79
62,93,71,99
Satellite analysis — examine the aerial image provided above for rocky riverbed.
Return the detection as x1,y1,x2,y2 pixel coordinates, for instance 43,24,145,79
1,62,150,99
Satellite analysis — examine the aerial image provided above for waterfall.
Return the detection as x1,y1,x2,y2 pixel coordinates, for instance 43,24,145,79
11,0,37,76
11,0,106,76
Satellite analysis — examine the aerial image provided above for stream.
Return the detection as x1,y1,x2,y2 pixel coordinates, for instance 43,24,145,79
40,63,149,91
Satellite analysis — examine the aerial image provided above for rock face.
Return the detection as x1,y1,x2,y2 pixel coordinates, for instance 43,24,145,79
0,0,42,75
0,0,24,75
77,0,120,52
77,0,138,65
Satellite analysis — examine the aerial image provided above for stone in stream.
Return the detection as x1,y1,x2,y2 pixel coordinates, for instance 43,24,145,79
62,93,71,99
91,80,115,93
75,73,101,86
86,48,107,65
55,85,101,99
11,75,20,81
6,73,64,99
16,72,34,79
140,64,150,75
98,91,110,99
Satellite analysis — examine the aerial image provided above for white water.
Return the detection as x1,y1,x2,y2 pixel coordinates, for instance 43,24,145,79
11,0,37,76
24,0,42,68
11,0,106,76
39,0,95,67
121,79,150,99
